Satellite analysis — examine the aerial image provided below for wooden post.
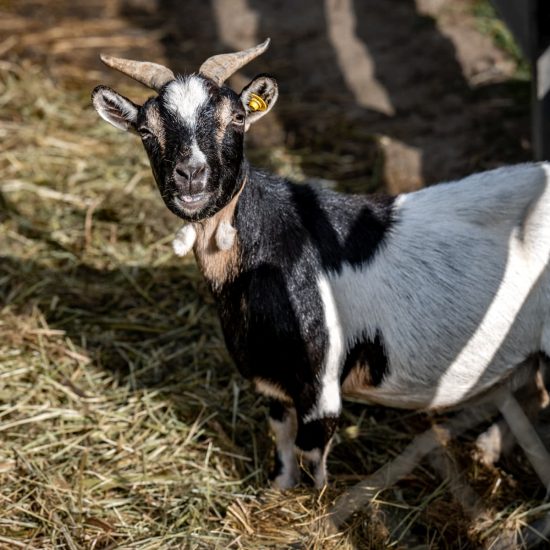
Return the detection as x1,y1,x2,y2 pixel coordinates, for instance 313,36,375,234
492,0,550,160
532,1,550,160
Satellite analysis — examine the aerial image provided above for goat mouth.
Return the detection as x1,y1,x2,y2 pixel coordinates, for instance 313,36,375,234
172,192,210,212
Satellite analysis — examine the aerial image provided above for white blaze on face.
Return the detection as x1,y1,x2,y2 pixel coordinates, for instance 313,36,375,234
164,77,210,166
164,77,209,129
190,141,207,165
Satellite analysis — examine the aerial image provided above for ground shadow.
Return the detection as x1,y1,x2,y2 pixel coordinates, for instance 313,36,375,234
0,0,543,546
4,158,549,545
122,0,530,193
0,250,271,482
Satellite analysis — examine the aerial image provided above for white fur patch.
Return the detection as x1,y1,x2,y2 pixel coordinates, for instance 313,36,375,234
304,275,344,422
301,448,321,464
431,224,547,405
215,220,237,251
164,77,209,129
327,163,550,410
269,409,299,490
172,225,197,256
190,141,207,165
172,219,237,258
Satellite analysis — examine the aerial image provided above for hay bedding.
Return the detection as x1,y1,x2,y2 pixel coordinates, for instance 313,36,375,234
0,2,548,548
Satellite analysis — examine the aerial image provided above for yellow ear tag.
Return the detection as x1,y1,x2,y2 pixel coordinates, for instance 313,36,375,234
248,93,267,112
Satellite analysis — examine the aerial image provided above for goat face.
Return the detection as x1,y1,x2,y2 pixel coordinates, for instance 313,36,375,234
92,73,277,222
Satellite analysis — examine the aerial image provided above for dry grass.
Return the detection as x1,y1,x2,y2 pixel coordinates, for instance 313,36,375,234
0,4,549,548
0,52,361,550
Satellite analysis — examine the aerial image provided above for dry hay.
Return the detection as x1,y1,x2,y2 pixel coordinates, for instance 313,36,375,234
0,5,548,549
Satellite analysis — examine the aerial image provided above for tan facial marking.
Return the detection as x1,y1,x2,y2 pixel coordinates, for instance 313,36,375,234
215,97,233,151
145,104,166,150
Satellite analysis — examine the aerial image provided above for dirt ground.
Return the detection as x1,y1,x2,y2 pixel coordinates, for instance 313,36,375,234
0,1,543,549
3,0,530,192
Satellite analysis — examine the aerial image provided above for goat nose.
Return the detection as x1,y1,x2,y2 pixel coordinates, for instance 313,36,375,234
175,162,206,182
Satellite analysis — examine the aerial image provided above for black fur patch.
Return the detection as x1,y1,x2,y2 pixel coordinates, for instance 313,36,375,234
295,417,339,452
269,400,288,422
342,332,389,387
289,184,395,272
130,76,396,427
214,170,395,419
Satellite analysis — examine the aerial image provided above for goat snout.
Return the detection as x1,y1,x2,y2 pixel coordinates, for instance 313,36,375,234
174,161,207,195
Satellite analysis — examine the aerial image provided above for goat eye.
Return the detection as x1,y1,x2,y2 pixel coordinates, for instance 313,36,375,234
233,113,245,125
138,127,153,139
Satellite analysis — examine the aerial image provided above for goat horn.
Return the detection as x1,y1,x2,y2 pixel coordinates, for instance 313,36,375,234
199,38,270,85
100,54,175,92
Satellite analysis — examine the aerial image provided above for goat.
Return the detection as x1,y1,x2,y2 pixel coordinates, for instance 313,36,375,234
92,40,550,489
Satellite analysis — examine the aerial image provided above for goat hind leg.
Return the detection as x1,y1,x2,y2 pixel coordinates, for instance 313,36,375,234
476,355,549,465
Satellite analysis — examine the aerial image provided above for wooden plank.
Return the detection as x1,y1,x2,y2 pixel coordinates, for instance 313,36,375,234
534,46,550,160
492,0,550,160
533,2,550,160
491,0,533,58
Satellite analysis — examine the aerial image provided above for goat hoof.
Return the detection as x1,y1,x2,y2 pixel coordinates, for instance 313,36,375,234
475,422,507,466
271,470,300,490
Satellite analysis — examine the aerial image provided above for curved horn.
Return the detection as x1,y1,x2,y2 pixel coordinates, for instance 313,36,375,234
100,54,175,92
199,38,270,85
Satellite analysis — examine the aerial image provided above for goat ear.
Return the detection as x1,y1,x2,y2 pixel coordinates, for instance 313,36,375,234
92,85,139,132
240,75,278,130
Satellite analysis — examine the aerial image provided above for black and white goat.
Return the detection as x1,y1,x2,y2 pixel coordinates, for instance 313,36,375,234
92,40,550,489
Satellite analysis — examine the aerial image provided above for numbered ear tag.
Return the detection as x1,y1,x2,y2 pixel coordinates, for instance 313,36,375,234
248,93,267,112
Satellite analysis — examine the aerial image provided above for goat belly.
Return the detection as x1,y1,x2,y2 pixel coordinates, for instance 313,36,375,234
340,374,434,409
